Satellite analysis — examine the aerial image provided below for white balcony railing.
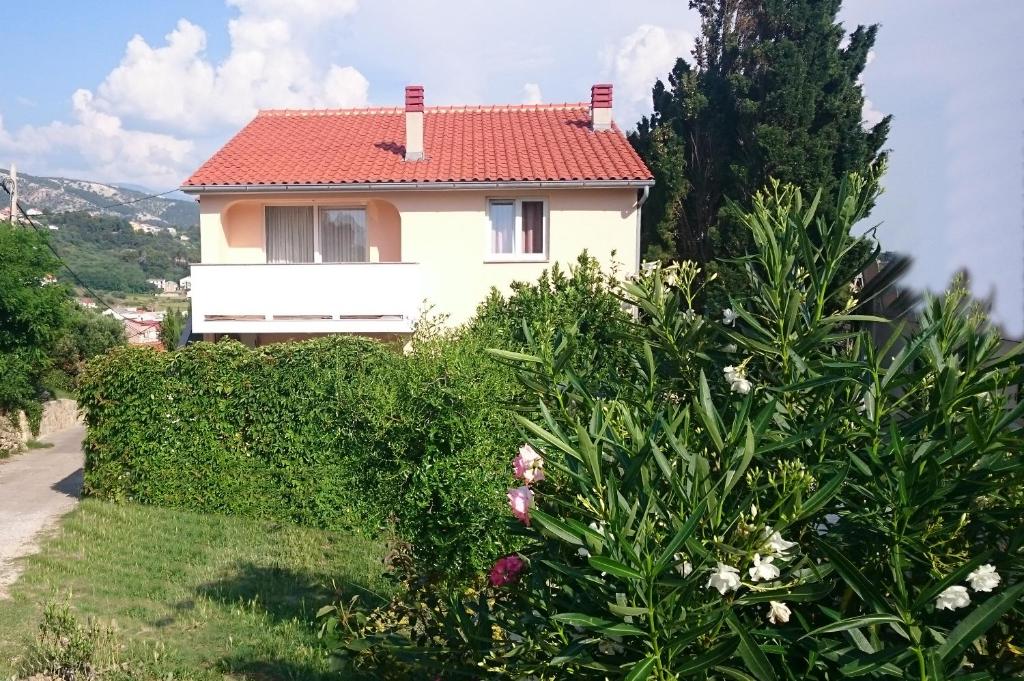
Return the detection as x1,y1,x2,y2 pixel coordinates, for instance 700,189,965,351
190,262,424,335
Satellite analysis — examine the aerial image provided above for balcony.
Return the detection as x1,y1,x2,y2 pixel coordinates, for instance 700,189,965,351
189,262,424,335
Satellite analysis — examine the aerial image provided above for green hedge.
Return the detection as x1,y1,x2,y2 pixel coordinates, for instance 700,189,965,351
78,335,520,577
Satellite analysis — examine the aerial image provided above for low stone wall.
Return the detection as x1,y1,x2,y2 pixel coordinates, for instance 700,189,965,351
0,399,82,453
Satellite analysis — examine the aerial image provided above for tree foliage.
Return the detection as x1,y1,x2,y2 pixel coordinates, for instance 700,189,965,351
0,222,70,415
629,0,890,273
44,212,197,294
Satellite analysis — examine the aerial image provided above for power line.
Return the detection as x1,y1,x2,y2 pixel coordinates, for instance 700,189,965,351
42,188,186,217
1,178,174,342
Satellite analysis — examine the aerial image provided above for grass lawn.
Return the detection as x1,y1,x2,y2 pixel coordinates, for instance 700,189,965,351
0,499,391,680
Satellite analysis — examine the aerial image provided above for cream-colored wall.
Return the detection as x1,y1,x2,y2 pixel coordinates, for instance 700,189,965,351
197,187,640,326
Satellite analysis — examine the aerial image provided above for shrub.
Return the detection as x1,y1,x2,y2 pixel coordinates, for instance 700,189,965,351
79,333,517,578
19,601,126,681
328,175,1024,679
79,336,399,530
470,252,633,387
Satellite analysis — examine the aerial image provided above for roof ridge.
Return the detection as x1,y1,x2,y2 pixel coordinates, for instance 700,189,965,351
257,102,590,117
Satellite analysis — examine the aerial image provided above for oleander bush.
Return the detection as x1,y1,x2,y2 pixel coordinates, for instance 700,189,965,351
325,174,1024,680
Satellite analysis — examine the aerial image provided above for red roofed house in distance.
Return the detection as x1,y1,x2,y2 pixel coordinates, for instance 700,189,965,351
181,84,653,345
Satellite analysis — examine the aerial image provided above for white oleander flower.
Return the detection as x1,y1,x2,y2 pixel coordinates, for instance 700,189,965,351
731,378,752,394
824,513,840,526
706,562,741,595
767,600,791,624
722,308,738,325
966,564,1001,592
673,553,693,577
748,553,780,582
723,343,738,353
577,547,590,558
763,528,797,557
936,585,971,611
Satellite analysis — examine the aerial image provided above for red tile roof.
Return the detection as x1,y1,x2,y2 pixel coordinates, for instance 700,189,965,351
183,103,653,188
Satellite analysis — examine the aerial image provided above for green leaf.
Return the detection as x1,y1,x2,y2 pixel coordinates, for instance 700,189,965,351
624,655,657,681
814,538,891,613
937,581,1024,664
608,601,649,618
576,422,602,485
737,579,833,604
531,508,584,546
711,666,758,681
485,348,542,363
514,415,581,462
550,612,611,629
675,639,739,676
653,499,706,576
794,462,848,521
696,371,725,452
601,622,647,637
801,614,904,639
588,555,642,580
727,613,777,681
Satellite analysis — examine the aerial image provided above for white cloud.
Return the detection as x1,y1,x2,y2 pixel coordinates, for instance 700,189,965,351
605,24,693,128
0,91,193,188
862,99,885,127
521,83,543,104
0,0,367,187
93,1,368,134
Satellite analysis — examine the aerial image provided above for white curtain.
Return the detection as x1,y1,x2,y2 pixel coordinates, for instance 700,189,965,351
266,206,314,263
489,200,514,254
321,208,368,262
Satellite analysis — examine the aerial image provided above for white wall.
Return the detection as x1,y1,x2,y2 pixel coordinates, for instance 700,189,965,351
196,187,640,327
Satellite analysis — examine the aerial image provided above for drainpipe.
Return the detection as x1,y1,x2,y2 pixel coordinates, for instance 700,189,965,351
635,185,650,274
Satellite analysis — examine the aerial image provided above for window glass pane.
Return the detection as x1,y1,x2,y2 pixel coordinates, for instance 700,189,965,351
522,201,544,254
320,208,368,262
489,201,514,254
266,206,314,263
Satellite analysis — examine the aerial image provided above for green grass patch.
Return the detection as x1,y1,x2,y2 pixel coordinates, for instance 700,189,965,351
24,439,54,449
0,499,391,680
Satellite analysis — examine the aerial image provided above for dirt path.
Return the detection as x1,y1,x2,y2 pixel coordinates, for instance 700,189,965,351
0,426,85,598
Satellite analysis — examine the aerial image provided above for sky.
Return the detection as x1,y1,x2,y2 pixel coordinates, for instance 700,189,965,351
2,0,1022,334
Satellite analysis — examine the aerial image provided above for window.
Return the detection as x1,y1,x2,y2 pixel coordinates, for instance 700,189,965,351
266,206,314,263
487,199,547,259
265,205,368,263
320,208,368,262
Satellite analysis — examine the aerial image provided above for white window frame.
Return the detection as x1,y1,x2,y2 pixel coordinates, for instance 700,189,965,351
263,201,368,264
484,197,549,262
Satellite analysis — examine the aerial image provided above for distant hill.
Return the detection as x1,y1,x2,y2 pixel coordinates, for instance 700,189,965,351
2,168,198,230
1,169,200,295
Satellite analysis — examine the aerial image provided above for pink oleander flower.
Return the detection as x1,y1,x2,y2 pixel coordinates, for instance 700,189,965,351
513,444,545,484
508,485,534,525
489,554,526,587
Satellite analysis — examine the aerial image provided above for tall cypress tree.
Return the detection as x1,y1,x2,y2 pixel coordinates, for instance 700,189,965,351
630,0,890,268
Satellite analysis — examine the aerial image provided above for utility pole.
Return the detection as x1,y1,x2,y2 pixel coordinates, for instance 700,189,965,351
8,163,17,225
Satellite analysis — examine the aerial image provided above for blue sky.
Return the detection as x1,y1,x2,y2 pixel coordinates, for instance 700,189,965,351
2,0,1022,334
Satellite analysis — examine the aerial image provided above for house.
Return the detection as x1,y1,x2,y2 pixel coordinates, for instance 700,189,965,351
181,84,653,345
147,278,179,293
123,318,163,348
77,297,98,309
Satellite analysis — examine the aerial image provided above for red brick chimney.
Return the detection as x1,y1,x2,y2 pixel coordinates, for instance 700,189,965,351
591,83,613,131
405,85,424,161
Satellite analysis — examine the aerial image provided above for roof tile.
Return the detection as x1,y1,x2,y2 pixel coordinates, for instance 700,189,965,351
184,103,652,187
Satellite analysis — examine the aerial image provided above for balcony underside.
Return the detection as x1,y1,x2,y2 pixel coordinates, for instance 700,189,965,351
195,313,413,334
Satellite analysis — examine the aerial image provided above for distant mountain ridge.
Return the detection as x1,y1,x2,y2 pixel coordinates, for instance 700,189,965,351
2,168,198,230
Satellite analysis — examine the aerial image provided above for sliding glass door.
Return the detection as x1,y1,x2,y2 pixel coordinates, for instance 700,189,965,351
264,205,368,263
